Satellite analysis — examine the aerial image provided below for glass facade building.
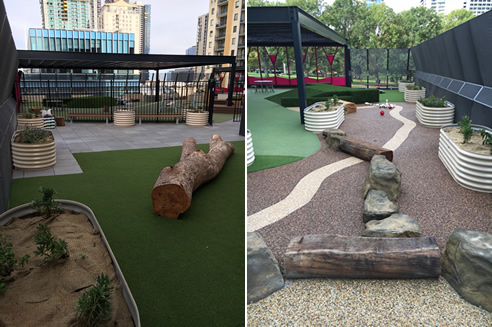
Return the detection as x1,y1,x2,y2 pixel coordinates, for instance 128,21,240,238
28,28,135,54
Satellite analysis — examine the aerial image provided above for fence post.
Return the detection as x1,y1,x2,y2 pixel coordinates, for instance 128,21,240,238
207,78,215,126
366,48,369,89
386,48,389,89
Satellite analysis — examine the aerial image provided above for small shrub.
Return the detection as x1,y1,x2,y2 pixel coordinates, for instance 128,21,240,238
480,129,492,154
75,273,114,326
14,127,52,144
22,111,33,119
30,187,64,218
0,235,30,293
458,115,473,144
406,84,422,90
419,95,447,107
33,224,69,263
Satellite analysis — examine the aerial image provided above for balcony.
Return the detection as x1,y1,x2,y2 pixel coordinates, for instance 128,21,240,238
238,42,245,48
217,9,228,18
218,0,228,5
216,22,227,29
214,45,225,52
215,33,226,40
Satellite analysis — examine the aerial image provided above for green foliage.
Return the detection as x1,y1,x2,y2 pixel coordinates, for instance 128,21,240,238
30,187,64,218
441,9,474,33
419,95,447,107
33,224,69,264
406,84,422,90
75,273,114,326
458,115,473,144
79,253,88,259
480,129,492,154
15,127,52,144
22,111,33,119
0,235,30,294
326,95,340,107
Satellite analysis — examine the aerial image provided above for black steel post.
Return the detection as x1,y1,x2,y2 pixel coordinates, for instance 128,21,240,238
386,48,389,89
366,48,369,89
407,48,411,81
290,7,306,124
207,78,215,126
345,46,351,88
155,69,160,116
227,61,237,106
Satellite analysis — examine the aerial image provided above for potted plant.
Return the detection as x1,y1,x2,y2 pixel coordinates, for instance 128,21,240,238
438,116,492,193
11,126,56,170
114,109,136,127
398,79,414,92
404,84,426,103
17,107,44,129
304,95,345,132
185,104,209,126
416,95,455,128
0,187,140,325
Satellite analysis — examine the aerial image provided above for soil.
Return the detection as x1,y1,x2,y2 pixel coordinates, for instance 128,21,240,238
13,132,54,144
444,127,492,155
0,210,134,326
309,103,340,112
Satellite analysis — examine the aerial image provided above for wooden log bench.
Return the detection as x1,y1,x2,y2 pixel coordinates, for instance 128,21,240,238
284,234,441,279
340,136,393,161
67,113,112,124
135,113,183,125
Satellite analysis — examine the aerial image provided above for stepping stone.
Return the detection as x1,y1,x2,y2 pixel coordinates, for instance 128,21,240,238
441,229,492,312
363,154,401,201
363,189,399,222
247,232,284,304
362,213,421,238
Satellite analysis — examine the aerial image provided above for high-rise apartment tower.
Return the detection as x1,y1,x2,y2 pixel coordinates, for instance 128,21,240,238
40,0,98,30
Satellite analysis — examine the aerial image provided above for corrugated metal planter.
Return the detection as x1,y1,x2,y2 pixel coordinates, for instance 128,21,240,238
185,111,209,126
398,81,414,92
438,124,492,193
304,102,345,133
11,131,56,170
404,87,426,103
247,129,255,167
17,117,44,129
0,200,141,326
416,101,455,128
114,110,136,127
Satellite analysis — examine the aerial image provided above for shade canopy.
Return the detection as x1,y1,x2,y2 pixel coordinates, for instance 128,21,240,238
17,50,236,70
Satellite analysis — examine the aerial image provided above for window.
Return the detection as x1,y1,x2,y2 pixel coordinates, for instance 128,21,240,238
234,13,238,21
211,19,214,26
209,41,212,48
233,26,237,33
210,31,213,37
212,8,215,15
232,37,236,45
235,0,239,7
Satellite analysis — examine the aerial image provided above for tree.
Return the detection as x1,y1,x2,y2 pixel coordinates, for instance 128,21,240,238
247,0,277,6
399,7,442,47
284,0,326,18
441,9,474,33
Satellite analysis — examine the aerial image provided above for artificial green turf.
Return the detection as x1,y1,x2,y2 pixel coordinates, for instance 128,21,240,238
212,113,234,123
8,141,245,326
379,89,405,103
247,155,305,173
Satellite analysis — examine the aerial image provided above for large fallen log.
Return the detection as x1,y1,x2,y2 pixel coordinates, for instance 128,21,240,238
340,136,393,161
284,234,441,279
151,134,235,218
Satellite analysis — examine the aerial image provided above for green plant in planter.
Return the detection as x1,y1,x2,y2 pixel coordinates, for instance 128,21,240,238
406,84,422,90
33,224,69,263
75,273,114,326
325,95,340,108
457,115,473,144
22,111,33,119
15,127,53,144
480,129,492,154
419,95,447,107
0,235,30,293
30,187,64,218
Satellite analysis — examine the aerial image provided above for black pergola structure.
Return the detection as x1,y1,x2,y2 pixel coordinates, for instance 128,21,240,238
17,50,238,108
248,6,350,124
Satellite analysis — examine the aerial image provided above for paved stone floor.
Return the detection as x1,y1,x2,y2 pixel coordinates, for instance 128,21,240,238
13,120,244,179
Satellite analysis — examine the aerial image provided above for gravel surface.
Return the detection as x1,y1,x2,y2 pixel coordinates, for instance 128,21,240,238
247,103,492,325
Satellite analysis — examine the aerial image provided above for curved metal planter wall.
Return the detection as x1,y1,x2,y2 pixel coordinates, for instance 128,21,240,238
11,132,56,170
246,129,255,167
438,124,492,193
404,88,426,103
17,117,44,129
114,110,136,127
398,81,414,93
185,112,209,126
0,200,141,327
304,103,345,133
416,101,455,128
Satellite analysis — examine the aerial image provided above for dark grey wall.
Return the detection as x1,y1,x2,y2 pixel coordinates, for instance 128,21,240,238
412,11,492,128
0,0,19,213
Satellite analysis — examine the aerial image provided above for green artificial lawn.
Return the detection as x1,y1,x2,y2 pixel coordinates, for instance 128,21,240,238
8,142,245,326
212,113,234,123
264,83,353,106
379,89,405,103
247,89,320,173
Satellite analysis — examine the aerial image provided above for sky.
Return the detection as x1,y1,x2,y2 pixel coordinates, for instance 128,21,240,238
3,0,209,55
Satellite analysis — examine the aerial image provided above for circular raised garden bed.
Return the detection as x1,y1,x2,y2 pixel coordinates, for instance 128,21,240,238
114,110,136,127
398,81,414,92
247,129,255,167
185,111,209,126
438,124,492,193
0,200,140,326
11,130,56,170
17,116,44,129
416,100,455,128
304,102,345,133
404,87,426,103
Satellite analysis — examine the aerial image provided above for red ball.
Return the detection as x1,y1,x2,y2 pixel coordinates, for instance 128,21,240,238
380,110,385,116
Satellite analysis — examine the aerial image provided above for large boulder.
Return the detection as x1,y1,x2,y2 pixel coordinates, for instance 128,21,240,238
363,189,399,222
323,128,346,151
441,229,492,312
363,155,401,201
362,213,421,238
247,232,284,304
